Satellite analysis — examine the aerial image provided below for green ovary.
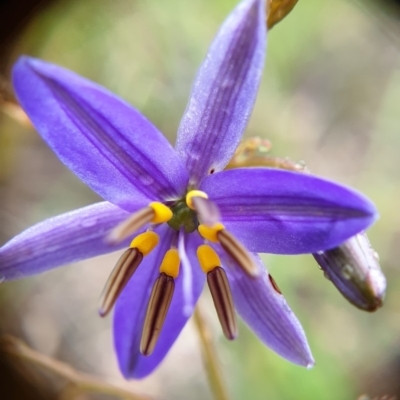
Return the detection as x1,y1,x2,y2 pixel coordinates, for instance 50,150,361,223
167,201,198,233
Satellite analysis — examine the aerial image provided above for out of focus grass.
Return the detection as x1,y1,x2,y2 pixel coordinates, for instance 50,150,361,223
1,0,400,399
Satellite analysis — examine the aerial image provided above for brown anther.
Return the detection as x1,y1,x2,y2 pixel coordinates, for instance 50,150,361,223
107,207,154,244
268,274,282,294
140,273,175,356
98,248,143,317
217,230,259,278
207,267,238,340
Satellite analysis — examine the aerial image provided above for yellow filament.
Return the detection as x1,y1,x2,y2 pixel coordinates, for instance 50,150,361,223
197,244,221,273
159,249,180,278
130,231,159,255
186,190,208,210
198,223,225,243
149,202,173,224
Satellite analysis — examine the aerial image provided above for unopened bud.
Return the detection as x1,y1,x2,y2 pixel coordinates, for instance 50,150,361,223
313,232,386,312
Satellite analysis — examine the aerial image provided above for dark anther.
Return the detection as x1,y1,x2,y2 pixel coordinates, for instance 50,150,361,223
140,273,175,355
207,267,238,340
268,274,282,294
99,248,143,317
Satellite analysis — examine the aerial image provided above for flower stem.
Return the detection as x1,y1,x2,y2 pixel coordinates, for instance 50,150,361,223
193,305,230,400
1,335,153,400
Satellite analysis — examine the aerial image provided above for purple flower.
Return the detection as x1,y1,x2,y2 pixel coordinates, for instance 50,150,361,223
0,0,377,379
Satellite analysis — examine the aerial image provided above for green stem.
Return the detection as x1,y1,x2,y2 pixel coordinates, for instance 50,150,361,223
193,305,230,400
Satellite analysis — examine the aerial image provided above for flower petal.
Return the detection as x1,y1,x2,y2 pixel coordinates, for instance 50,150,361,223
13,57,189,211
114,229,205,379
223,253,314,366
201,168,378,254
175,0,266,185
0,202,130,281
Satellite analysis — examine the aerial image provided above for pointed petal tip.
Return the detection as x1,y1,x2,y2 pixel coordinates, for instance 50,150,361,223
0,202,130,281
337,182,378,230
359,192,379,221
294,354,315,369
275,332,314,367
13,54,189,208
279,338,315,368
306,360,315,370
14,54,31,66
202,168,379,254
225,253,315,368
176,0,267,182
13,56,46,77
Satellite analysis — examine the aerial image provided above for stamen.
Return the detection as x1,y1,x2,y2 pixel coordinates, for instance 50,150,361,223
191,196,221,227
207,267,238,340
268,274,282,294
107,207,153,244
217,230,259,278
196,245,237,340
197,244,222,273
198,223,225,243
98,248,143,317
98,231,159,317
186,190,208,210
130,231,159,255
140,273,175,356
198,225,259,278
149,202,173,224
107,202,172,244
159,248,180,278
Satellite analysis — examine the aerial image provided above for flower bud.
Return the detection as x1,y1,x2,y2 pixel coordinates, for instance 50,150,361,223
313,232,386,312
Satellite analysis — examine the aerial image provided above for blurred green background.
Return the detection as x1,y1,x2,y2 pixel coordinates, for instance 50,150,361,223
1,0,400,399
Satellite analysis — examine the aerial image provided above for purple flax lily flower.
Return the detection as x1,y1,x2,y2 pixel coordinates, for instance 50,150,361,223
0,0,377,379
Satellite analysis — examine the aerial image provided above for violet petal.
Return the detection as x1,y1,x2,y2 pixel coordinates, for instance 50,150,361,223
13,57,189,211
176,0,266,185
0,202,130,280
114,228,205,379
200,168,378,254
223,252,314,367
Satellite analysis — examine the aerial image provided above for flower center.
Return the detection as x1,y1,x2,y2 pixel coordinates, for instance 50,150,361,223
167,201,198,233
99,190,262,357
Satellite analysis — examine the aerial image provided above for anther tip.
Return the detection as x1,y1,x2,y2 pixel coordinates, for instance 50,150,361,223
105,207,155,245
105,228,125,245
226,331,238,341
249,268,261,279
140,345,153,356
98,307,109,318
242,261,261,279
104,232,118,245
241,261,261,279
306,361,315,370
